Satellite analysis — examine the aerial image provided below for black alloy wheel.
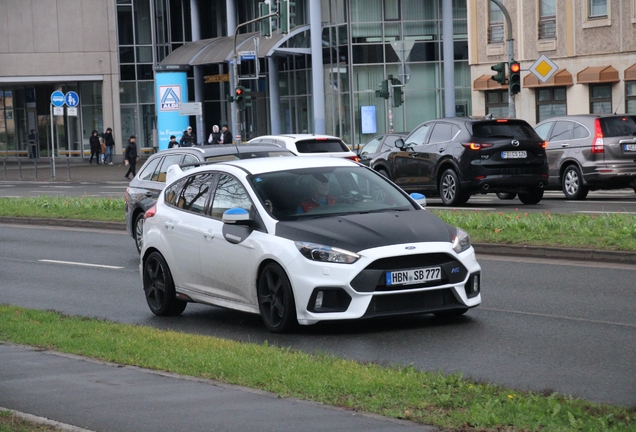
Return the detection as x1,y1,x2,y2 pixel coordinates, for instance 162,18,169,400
134,213,145,254
257,262,297,333
518,188,544,205
439,169,469,206
143,251,187,316
562,165,589,200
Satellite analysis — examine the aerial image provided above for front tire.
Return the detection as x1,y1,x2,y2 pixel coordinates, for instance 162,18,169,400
143,252,187,316
518,188,544,205
134,212,145,254
439,169,469,206
258,263,297,333
562,165,589,200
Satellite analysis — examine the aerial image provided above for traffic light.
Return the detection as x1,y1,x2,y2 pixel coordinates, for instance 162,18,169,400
491,62,507,85
509,61,521,95
375,79,389,99
391,77,403,107
259,1,271,37
234,86,245,110
280,0,295,34
243,87,252,109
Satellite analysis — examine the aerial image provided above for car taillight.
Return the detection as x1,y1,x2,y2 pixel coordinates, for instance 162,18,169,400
345,155,359,162
539,141,548,149
592,118,604,154
461,142,494,150
144,204,157,220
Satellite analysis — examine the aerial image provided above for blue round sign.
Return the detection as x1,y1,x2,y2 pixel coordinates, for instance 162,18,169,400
65,91,80,107
51,91,65,107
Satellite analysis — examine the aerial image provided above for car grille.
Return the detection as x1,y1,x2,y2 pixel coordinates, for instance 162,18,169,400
350,253,468,293
363,288,460,317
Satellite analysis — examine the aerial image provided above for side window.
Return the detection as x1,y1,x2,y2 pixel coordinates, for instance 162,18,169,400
164,178,187,206
138,157,162,181
428,123,452,143
405,125,430,147
153,154,184,182
549,121,572,141
534,122,553,141
572,123,589,139
210,174,253,220
171,173,214,214
361,137,382,154
182,155,200,171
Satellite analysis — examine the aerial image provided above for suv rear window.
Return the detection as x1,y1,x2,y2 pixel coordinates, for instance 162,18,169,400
599,116,636,137
472,121,538,140
295,139,348,153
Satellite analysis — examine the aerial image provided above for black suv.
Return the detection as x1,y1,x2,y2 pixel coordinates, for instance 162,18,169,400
390,118,548,206
124,144,294,253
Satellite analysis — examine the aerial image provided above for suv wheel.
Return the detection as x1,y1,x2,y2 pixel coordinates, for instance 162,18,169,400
439,169,469,206
518,188,544,205
496,192,516,200
562,165,589,200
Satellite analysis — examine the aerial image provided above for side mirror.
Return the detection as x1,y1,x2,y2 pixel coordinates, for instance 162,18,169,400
395,138,405,150
410,192,427,208
222,207,252,225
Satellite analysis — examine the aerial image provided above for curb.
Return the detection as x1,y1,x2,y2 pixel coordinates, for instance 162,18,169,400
2,216,636,266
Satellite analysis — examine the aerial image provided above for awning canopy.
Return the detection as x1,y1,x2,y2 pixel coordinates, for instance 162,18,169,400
523,69,573,88
577,65,619,84
473,74,507,91
160,25,310,66
625,63,636,81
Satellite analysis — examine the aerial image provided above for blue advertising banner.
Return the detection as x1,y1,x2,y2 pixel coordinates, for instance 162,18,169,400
155,67,189,151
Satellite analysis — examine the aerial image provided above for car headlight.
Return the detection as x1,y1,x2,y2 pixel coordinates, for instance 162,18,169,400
295,242,360,264
452,227,471,254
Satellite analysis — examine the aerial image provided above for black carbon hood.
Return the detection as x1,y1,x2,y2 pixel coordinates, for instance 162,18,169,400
274,209,453,253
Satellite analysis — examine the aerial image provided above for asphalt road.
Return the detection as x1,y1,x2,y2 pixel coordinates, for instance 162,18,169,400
1,224,634,407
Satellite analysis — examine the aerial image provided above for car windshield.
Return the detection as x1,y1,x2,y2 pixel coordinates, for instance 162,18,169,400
472,121,538,140
295,139,348,153
248,166,415,221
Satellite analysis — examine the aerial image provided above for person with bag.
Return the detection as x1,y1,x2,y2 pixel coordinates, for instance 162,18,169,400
103,127,115,165
124,136,139,180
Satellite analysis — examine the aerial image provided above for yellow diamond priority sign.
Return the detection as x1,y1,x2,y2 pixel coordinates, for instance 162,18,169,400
529,54,558,83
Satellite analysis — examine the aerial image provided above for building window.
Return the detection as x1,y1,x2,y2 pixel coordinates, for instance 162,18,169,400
626,82,636,113
536,87,567,122
590,84,612,113
486,90,509,118
589,0,607,18
539,0,556,39
488,2,504,44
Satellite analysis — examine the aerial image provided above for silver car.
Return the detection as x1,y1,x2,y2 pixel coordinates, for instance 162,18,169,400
535,114,636,199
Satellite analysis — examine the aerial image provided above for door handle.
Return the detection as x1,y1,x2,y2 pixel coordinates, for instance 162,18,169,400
204,230,215,240
164,221,175,229
438,148,445,153
561,143,569,148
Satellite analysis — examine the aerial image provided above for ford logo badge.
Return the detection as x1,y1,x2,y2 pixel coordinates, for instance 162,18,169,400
511,139,520,147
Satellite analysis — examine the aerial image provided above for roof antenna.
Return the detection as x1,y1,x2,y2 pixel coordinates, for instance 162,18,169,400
614,94,624,115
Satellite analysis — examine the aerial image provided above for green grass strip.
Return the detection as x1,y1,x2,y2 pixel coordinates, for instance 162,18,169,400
1,305,633,432
0,196,125,222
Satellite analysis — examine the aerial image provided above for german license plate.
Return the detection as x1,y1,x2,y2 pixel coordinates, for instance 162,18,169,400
386,267,442,286
501,151,527,159
623,144,636,151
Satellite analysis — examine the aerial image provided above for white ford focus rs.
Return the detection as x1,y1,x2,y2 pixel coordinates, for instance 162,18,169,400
140,156,481,333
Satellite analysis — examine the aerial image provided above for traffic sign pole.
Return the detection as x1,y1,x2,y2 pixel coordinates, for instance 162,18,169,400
49,103,55,179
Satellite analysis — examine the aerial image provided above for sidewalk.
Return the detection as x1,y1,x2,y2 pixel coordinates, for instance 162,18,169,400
0,157,134,183
0,344,434,432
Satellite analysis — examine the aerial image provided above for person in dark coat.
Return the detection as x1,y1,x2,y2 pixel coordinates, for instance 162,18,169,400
124,136,139,180
207,125,221,144
179,127,196,147
219,124,232,144
89,130,101,164
103,127,115,165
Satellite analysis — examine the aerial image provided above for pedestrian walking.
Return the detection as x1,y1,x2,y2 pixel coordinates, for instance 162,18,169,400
124,136,139,179
208,125,221,144
218,124,232,144
180,127,196,147
103,127,115,165
89,130,101,164
99,136,106,164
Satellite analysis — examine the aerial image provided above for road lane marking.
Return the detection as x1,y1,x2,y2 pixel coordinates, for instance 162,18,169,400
480,307,636,328
478,254,636,270
39,259,124,269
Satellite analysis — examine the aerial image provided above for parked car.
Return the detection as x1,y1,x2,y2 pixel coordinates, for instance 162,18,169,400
247,134,358,161
387,117,548,206
357,132,409,176
534,114,636,199
125,144,294,253
140,156,482,333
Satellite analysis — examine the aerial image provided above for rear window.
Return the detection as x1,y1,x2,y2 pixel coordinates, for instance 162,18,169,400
295,139,348,153
599,117,636,137
472,121,538,140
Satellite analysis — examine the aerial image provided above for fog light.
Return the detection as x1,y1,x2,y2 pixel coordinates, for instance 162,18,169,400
315,291,324,309
472,275,479,293
465,274,480,299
